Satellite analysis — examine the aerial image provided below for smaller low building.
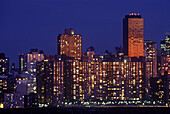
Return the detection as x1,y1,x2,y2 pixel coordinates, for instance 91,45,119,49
24,93,38,108
4,93,25,108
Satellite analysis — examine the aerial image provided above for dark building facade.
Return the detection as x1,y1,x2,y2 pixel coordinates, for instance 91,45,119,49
165,32,170,55
150,73,170,105
24,93,38,108
0,53,9,76
19,53,27,73
144,40,157,77
36,60,54,107
0,76,8,108
36,55,70,107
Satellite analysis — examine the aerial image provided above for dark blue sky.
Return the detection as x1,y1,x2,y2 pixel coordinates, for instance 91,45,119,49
0,0,170,67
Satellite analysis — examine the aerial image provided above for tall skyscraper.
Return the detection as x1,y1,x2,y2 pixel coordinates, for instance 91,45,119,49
144,40,157,77
123,13,144,59
19,53,27,73
58,28,82,60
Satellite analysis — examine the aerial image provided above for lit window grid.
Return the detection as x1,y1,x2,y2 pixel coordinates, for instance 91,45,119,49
59,34,82,60
37,61,54,106
4,93,24,108
64,61,146,103
0,58,9,76
144,41,157,77
53,61,65,106
161,55,170,76
128,18,144,58
36,58,149,106
0,77,8,94
27,53,44,94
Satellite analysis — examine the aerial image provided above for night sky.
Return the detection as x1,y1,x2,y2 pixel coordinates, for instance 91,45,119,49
0,0,170,67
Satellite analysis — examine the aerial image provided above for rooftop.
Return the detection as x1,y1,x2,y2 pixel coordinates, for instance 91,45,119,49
125,13,142,18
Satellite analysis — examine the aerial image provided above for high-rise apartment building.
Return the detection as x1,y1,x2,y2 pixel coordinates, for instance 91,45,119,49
150,73,170,105
36,60,54,107
36,53,151,106
0,53,9,76
160,32,170,55
26,49,44,94
165,32,170,55
161,55,170,76
0,76,8,108
161,40,166,52
159,32,170,76
69,60,146,103
144,41,157,99
58,28,82,60
157,48,166,76
144,40,157,77
36,55,69,107
123,13,144,59
19,49,44,94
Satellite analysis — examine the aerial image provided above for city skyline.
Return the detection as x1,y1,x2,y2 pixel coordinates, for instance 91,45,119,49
0,12,170,109
1,0,170,67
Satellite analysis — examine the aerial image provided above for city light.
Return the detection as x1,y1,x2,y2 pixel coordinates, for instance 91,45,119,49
0,14,170,110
